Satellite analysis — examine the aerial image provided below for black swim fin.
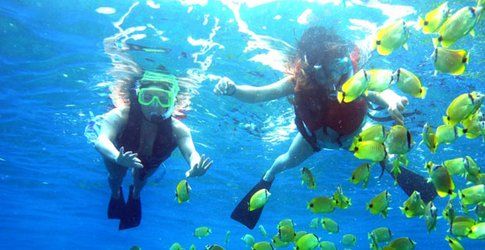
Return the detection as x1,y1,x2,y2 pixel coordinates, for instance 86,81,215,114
381,162,437,203
231,178,273,229
108,187,125,219
119,185,142,230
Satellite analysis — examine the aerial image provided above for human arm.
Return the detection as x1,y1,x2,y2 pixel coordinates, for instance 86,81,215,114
213,75,294,103
172,119,213,178
94,107,143,168
366,89,409,125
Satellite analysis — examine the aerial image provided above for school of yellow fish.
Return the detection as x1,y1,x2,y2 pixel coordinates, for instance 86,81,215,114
138,1,485,249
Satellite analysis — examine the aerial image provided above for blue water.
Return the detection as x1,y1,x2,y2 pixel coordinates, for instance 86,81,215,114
0,0,484,249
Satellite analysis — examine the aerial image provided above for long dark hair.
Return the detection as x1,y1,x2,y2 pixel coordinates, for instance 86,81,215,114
288,26,351,89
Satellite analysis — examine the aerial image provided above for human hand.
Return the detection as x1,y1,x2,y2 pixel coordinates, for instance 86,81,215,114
116,146,143,169
387,96,408,125
185,154,213,178
213,77,237,96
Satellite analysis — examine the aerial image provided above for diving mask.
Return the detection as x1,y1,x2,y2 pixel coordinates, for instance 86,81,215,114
137,71,179,108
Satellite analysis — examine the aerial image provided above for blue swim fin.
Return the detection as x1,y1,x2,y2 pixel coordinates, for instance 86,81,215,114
230,178,273,229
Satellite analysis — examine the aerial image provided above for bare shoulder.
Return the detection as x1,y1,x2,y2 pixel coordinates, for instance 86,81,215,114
102,106,129,127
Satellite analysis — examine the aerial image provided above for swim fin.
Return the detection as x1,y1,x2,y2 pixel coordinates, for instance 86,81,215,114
108,186,125,219
119,185,141,230
231,178,273,229
381,162,437,203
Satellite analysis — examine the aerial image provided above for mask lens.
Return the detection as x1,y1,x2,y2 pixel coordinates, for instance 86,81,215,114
138,88,173,107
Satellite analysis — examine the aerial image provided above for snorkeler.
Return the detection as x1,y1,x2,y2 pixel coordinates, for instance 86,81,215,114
93,36,212,230
214,26,436,229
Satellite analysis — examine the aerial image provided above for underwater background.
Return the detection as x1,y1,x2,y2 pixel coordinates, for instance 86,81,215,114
0,0,484,249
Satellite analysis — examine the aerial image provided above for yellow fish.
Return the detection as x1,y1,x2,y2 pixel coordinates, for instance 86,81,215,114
394,68,427,99
443,92,484,126
418,2,450,34
374,19,410,56
321,218,339,234
319,241,336,250
341,234,357,247
433,6,482,48
176,179,191,204
433,47,469,76
249,189,271,211
424,201,438,232
367,190,391,218
301,167,316,189
277,219,295,242
366,69,394,92
443,199,456,225
251,241,273,250
293,231,308,243
337,69,369,103
434,124,463,148
383,237,415,250
350,163,371,188
451,216,475,237
475,202,485,221
352,141,387,162
369,227,392,243
385,125,412,154
400,191,425,218
271,235,290,248
332,185,352,209
445,236,464,250
422,123,437,153
194,226,212,239
350,124,386,150
295,233,320,250
307,196,336,214
430,165,455,198
443,157,468,176
460,111,485,139
464,156,481,177
459,184,484,206
467,222,485,239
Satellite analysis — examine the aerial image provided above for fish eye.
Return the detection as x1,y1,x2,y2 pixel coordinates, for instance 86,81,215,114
309,203,314,208
369,204,373,208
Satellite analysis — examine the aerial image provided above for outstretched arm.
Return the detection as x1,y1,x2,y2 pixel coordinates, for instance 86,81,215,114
366,89,409,125
172,119,213,178
94,107,143,168
213,75,294,103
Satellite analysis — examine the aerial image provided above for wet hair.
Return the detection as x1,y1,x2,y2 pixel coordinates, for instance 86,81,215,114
288,26,351,88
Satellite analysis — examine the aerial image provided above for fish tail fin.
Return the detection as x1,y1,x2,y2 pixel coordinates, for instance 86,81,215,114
456,126,464,137
432,37,441,48
417,16,424,30
418,87,428,99
337,91,345,103
443,115,451,125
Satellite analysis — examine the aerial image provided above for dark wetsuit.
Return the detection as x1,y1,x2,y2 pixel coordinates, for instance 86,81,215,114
293,46,368,151
110,91,178,180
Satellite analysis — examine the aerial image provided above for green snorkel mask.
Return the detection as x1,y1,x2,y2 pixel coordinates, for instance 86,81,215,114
137,71,179,108
137,71,179,120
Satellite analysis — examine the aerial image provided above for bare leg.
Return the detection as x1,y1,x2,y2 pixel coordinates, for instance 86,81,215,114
132,167,159,199
263,132,315,181
104,159,127,199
